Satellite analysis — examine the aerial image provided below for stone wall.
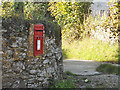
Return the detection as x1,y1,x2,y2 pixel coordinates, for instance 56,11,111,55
2,17,63,88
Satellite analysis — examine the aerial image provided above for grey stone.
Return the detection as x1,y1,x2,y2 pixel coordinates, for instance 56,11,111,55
54,63,57,69
47,53,52,56
18,43,22,47
28,79,35,83
18,37,23,41
19,81,26,88
37,70,41,73
12,61,25,73
47,67,54,73
24,43,27,47
22,76,28,79
9,59,14,62
38,78,44,82
12,43,18,47
7,50,12,54
29,75,36,78
23,65,25,70
22,53,26,56
12,80,20,88
43,59,49,64
24,49,27,51
30,70,37,74
42,56,46,60
28,84,38,88
80,86,86,88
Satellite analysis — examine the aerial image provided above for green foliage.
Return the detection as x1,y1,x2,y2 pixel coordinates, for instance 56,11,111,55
2,2,15,18
2,2,25,18
96,64,120,74
24,2,52,20
62,1,119,62
50,77,77,88
64,71,77,76
14,2,24,13
62,38,119,62
84,0,119,37
2,2,52,20
48,2,93,41
83,12,119,39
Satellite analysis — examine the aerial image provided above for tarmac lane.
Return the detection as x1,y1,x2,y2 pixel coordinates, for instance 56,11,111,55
63,60,102,75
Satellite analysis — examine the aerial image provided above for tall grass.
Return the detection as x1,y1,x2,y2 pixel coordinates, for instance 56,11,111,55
62,38,119,62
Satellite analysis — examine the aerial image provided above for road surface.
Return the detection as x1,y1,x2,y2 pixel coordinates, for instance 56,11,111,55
63,60,102,75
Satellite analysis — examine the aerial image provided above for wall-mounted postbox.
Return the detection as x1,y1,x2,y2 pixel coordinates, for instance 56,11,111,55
34,24,44,56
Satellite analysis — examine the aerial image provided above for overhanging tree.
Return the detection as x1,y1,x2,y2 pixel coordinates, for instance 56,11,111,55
48,2,93,41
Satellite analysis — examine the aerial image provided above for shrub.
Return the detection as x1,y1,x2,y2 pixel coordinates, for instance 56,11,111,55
96,64,120,74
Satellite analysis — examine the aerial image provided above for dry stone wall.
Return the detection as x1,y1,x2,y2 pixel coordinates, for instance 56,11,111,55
2,18,63,88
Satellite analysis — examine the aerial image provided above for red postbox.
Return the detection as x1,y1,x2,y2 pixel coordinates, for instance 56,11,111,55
34,24,44,56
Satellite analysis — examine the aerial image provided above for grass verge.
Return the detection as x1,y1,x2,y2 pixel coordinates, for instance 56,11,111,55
50,77,77,88
62,38,119,62
96,64,120,74
64,71,77,76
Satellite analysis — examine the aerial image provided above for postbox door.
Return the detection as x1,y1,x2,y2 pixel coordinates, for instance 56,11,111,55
34,24,43,56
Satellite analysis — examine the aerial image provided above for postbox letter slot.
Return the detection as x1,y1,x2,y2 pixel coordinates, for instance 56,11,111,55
36,30,43,32
37,40,41,50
